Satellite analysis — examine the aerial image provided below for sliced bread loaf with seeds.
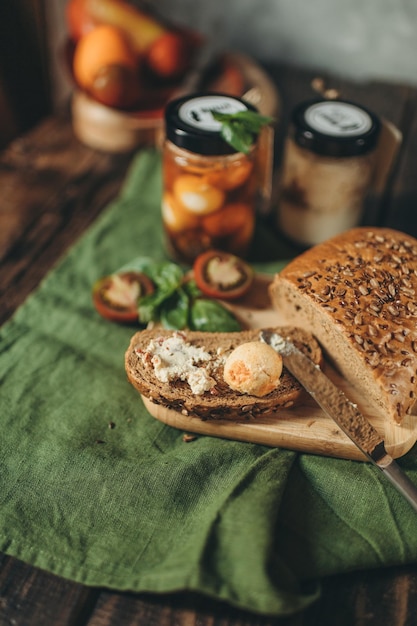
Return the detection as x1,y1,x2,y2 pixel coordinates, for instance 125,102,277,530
125,326,322,421
269,227,417,424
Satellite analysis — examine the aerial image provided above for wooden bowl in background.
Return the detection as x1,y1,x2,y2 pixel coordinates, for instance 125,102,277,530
71,52,281,153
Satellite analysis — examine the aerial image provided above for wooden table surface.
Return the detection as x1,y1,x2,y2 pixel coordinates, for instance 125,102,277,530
1,62,417,625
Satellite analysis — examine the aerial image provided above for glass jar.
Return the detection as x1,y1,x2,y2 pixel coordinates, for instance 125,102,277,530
277,99,381,247
162,93,259,264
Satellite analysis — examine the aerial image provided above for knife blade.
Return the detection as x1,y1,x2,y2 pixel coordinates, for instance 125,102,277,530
260,329,417,513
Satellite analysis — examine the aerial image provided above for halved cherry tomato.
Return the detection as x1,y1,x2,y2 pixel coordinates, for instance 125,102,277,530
92,271,154,323
193,250,254,300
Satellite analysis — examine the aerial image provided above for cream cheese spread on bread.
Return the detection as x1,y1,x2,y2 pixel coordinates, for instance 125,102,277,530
138,332,216,395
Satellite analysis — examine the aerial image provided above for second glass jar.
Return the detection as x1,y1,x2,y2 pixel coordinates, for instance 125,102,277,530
277,98,381,247
162,93,259,264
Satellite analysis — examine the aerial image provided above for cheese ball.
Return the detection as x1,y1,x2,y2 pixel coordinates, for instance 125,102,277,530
162,192,199,232
173,175,225,215
223,341,283,397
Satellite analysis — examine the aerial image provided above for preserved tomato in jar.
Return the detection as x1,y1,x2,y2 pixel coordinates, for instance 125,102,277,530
162,93,259,264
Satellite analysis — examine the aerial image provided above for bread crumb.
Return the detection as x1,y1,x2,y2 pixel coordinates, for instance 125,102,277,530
182,433,198,442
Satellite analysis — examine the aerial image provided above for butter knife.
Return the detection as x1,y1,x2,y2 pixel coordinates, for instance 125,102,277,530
260,329,417,513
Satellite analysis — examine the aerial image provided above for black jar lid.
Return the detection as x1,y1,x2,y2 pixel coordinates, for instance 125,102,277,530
291,99,381,157
164,93,257,156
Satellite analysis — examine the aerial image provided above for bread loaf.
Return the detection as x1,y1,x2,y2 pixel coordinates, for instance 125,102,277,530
269,227,417,424
125,326,322,421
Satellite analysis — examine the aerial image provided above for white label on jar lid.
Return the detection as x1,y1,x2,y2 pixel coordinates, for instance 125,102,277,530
178,95,248,132
304,101,372,137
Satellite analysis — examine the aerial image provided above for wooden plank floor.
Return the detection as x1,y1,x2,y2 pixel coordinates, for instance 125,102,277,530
1,63,417,625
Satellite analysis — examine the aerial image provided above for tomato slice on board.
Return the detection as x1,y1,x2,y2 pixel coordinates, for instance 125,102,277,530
193,250,254,301
92,271,154,323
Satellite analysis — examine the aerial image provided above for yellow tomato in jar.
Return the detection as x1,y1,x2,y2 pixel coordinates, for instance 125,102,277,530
204,160,253,191
162,192,199,233
173,175,225,215
163,154,182,191
202,202,253,237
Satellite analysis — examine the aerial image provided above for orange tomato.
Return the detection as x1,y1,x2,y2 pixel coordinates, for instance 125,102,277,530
146,32,190,79
162,154,182,191
205,160,254,191
89,63,140,108
202,202,253,237
73,24,137,92
173,175,225,215
82,0,167,54
66,0,96,41
162,192,199,233
227,212,255,253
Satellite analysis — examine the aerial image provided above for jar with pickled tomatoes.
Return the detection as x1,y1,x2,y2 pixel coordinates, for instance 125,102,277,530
162,93,260,264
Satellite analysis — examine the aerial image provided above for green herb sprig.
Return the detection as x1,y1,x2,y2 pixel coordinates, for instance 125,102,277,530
120,257,241,332
211,110,274,154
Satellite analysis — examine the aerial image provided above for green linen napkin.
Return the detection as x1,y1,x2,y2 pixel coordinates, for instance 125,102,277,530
1,149,416,617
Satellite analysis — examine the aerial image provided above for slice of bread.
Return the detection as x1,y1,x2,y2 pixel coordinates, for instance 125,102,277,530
269,227,417,424
125,326,322,420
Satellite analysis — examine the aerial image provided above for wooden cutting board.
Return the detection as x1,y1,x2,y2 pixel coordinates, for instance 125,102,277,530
142,275,417,461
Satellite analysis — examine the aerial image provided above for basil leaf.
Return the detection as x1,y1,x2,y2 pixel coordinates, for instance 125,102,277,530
220,122,254,154
150,262,184,291
231,110,274,131
138,261,186,322
214,110,273,131
190,299,241,332
212,110,274,154
137,290,166,323
182,278,202,299
160,288,190,330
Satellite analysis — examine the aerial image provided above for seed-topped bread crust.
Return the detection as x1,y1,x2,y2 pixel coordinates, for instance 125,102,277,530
125,326,322,421
269,227,417,423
